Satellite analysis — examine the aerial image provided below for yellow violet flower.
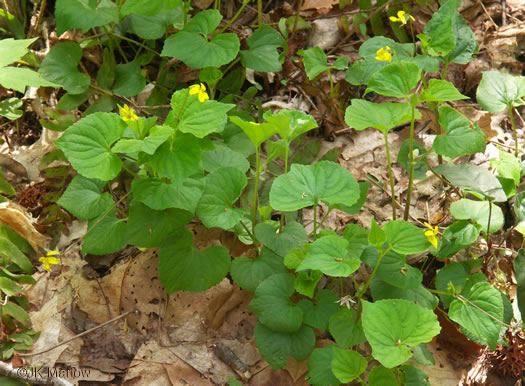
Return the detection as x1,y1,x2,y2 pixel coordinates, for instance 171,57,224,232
119,104,138,122
375,46,392,63
39,250,61,272
188,83,209,103
424,222,439,248
390,10,415,26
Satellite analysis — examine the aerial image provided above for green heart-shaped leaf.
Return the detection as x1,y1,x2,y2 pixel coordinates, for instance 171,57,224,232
240,25,285,72
112,125,173,155
113,59,146,97
450,198,503,234
445,13,478,64
434,164,506,202
128,9,183,40
229,116,277,147
270,161,360,211
132,177,202,213
328,308,367,348
375,250,423,289
249,273,303,333
384,220,429,254
170,89,235,138
263,109,318,143
125,200,192,248
201,142,250,173
345,100,416,134
307,346,341,386
120,0,181,17
421,0,457,56
39,42,90,95
367,61,420,98
0,98,22,120
196,167,248,230
161,10,239,68
361,299,441,368
476,70,525,112
146,134,201,183
0,67,58,93
254,322,315,370
0,38,36,68
297,289,339,330
433,106,486,158
55,112,126,180
448,281,503,350
57,175,113,219
230,247,287,292
255,221,307,257
294,270,323,299
331,347,368,383
297,236,360,277
55,0,119,35
159,227,230,293
435,260,482,308
368,366,397,386
83,210,126,255
370,277,438,310
419,80,468,102
436,220,481,259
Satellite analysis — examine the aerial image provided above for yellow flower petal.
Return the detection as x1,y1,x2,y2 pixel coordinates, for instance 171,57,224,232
46,257,61,265
189,83,209,103
39,251,61,272
119,104,138,122
375,47,392,63
188,84,201,95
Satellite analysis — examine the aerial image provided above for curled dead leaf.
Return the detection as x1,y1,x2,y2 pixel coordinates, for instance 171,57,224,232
0,201,49,251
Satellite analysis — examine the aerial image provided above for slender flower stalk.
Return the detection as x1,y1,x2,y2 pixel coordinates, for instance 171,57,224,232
383,133,397,219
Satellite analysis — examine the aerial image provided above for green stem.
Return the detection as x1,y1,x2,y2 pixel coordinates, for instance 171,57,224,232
430,101,443,164
284,144,290,174
240,219,257,248
358,247,390,299
121,162,137,177
313,202,318,239
86,191,131,236
252,146,262,234
384,133,396,219
403,101,417,220
409,21,416,56
307,208,334,238
108,32,161,56
442,61,450,80
291,0,303,39
339,278,344,297
103,25,127,63
257,0,263,26
328,70,334,98
219,0,250,34
427,288,451,296
508,104,519,156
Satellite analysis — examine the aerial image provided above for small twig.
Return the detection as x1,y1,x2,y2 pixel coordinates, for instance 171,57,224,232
327,0,394,55
456,294,512,328
294,84,320,112
501,0,507,26
478,0,498,29
18,310,137,357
